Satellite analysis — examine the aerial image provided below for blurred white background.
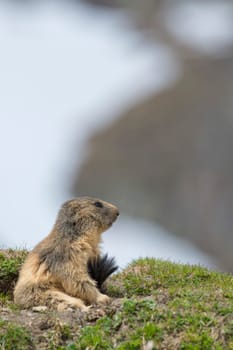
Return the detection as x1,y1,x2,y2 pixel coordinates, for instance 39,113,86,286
1,0,232,269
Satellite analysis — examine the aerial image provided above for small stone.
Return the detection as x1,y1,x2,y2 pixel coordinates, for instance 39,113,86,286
143,341,154,350
1,307,10,313
32,306,48,312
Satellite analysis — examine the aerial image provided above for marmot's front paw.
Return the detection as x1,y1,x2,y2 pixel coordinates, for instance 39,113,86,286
57,302,91,312
96,293,111,305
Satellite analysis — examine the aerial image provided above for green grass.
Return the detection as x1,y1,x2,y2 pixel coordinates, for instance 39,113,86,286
57,259,233,350
66,298,230,349
0,253,233,349
0,249,27,295
0,319,33,350
110,258,233,297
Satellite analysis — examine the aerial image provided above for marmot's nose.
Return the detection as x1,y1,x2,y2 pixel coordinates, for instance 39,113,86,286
116,211,119,217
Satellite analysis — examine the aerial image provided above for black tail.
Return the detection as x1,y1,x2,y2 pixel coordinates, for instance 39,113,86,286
88,254,118,292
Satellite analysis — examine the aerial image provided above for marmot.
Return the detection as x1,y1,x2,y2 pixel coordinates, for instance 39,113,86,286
14,197,119,311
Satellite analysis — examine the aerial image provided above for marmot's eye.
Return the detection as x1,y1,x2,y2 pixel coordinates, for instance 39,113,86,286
94,201,103,208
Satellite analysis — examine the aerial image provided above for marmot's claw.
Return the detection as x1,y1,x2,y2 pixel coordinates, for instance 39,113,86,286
57,302,90,312
97,294,111,305
81,305,91,312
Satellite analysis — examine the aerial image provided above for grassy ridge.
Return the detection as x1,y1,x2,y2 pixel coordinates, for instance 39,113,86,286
0,251,232,349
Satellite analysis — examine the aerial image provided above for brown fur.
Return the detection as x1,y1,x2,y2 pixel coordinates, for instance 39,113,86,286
14,197,119,311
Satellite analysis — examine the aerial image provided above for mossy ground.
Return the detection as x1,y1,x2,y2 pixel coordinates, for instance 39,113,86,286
0,249,27,296
0,251,232,349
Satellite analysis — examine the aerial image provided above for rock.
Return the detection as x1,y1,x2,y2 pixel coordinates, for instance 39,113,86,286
32,306,48,312
72,58,233,271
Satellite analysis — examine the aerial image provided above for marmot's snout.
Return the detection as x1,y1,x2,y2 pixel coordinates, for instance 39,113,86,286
102,202,119,228
109,209,119,226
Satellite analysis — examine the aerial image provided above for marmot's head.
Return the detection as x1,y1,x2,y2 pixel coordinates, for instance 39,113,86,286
55,197,119,237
